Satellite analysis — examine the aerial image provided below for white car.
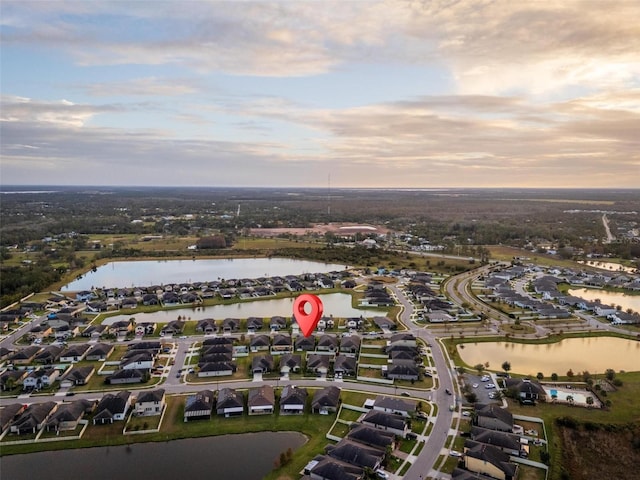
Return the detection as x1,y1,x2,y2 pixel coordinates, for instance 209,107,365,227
481,376,491,382
472,383,479,388
485,383,496,389
449,450,463,457
375,469,390,479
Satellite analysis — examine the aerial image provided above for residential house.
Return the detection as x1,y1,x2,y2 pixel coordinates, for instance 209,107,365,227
317,334,339,352
196,318,218,335
334,355,357,376
142,294,160,306
326,439,385,470
60,344,91,363
306,354,331,376
161,320,185,336
470,427,527,457
361,410,408,438
373,396,417,418
121,351,154,370
384,361,420,381
307,455,364,480
248,385,275,415
82,324,107,338
202,337,234,347
8,346,41,365
340,335,361,355
61,365,95,386
389,333,417,348
280,385,307,415
463,441,518,480
93,391,133,424
108,320,134,336
222,318,240,333
10,401,58,435
247,317,264,333
504,378,546,405
279,354,303,375
0,370,27,391
271,333,292,354
107,369,146,384
474,404,514,432
252,354,274,374
451,468,496,480
312,386,341,414
250,334,271,352
33,345,63,364
45,399,95,432
373,317,396,331
23,368,60,391
269,316,287,331
346,424,396,450
216,388,244,417
184,390,214,422
134,389,166,416
198,361,236,377
28,324,52,341
0,404,26,433
135,322,157,336
295,335,316,352
86,343,115,361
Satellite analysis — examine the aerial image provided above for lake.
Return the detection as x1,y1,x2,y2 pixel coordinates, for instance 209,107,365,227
0,431,306,480
62,258,349,291
568,287,640,313
457,336,640,376
101,292,380,325
578,260,637,274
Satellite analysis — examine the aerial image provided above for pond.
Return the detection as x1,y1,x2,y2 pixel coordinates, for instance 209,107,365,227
62,258,349,291
567,288,640,313
578,260,638,274
457,336,640,377
100,293,380,325
0,431,306,480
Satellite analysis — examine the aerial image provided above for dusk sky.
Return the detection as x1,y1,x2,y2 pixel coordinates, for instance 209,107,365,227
1,1,639,188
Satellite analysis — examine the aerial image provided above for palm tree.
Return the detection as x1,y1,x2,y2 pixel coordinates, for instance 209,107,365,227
501,361,511,375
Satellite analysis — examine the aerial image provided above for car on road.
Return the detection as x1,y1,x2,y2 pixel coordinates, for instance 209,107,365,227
400,391,411,397
179,336,187,339
472,383,479,388
445,388,452,395
485,383,496,389
65,392,75,396
449,450,463,457
375,469,390,479
481,375,491,382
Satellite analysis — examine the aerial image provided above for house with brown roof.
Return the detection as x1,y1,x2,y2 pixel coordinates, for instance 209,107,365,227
248,385,275,415
45,399,95,432
61,365,95,386
8,346,41,365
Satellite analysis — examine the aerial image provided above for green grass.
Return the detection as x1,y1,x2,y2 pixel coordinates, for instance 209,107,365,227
341,390,374,407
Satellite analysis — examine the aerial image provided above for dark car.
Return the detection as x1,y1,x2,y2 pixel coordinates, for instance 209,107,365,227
445,388,452,395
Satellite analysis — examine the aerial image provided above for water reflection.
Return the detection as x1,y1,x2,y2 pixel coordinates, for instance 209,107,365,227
457,336,640,376
62,258,349,291
101,293,379,325
567,288,640,313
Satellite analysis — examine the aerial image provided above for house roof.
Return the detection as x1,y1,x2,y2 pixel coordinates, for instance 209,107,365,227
346,424,395,449
252,354,274,371
312,386,341,410
108,369,144,380
202,337,234,346
272,333,291,345
505,378,546,397
295,336,315,348
248,385,275,408
318,334,339,347
307,354,331,369
64,365,94,382
464,440,518,477
470,426,522,451
362,410,406,430
452,467,498,480
250,335,270,347
310,456,363,480
45,400,94,427
185,390,214,413
280,385,307,405
0,403,26,429
387,362,420,377
136,389,165,404
475,403,514,428
95,390,131,418
373,396,417,413
326,439,385,469
199,361,235,372
334,355,357,373
280,353,302,369
340,335,361,350
12,401,57,430
216,388,243,409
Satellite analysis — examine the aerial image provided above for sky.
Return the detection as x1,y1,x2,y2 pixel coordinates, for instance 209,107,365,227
1,0,639,189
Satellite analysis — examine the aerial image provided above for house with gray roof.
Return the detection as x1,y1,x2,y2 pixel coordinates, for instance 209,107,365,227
463,440,518,480
216,388,244,417
10,401,58,434
312,386,341,414
361,410,408,438
45,399,95,432
326,439,385,470
184,390,214,421
373,396,417,417
474,403,514,432
280,385,307,415
346,424,396,450
93,391,132,424
134,388,165,416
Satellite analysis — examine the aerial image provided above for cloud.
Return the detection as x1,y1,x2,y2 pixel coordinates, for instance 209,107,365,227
80,77,202,97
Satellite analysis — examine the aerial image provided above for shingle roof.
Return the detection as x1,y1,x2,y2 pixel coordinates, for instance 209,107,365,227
312,386,341,410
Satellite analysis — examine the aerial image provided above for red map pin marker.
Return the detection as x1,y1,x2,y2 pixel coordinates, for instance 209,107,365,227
293,294,324,337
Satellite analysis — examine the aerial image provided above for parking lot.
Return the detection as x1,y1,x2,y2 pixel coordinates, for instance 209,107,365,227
462,372,501,404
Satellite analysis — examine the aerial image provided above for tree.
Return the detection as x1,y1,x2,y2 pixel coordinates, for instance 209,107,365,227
566,369,574,379
566,395,574,405
536,372,544,381
501,361,511,374
586,396,594,408
605,368,616,381
474,364,485,375
551,373,559,381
